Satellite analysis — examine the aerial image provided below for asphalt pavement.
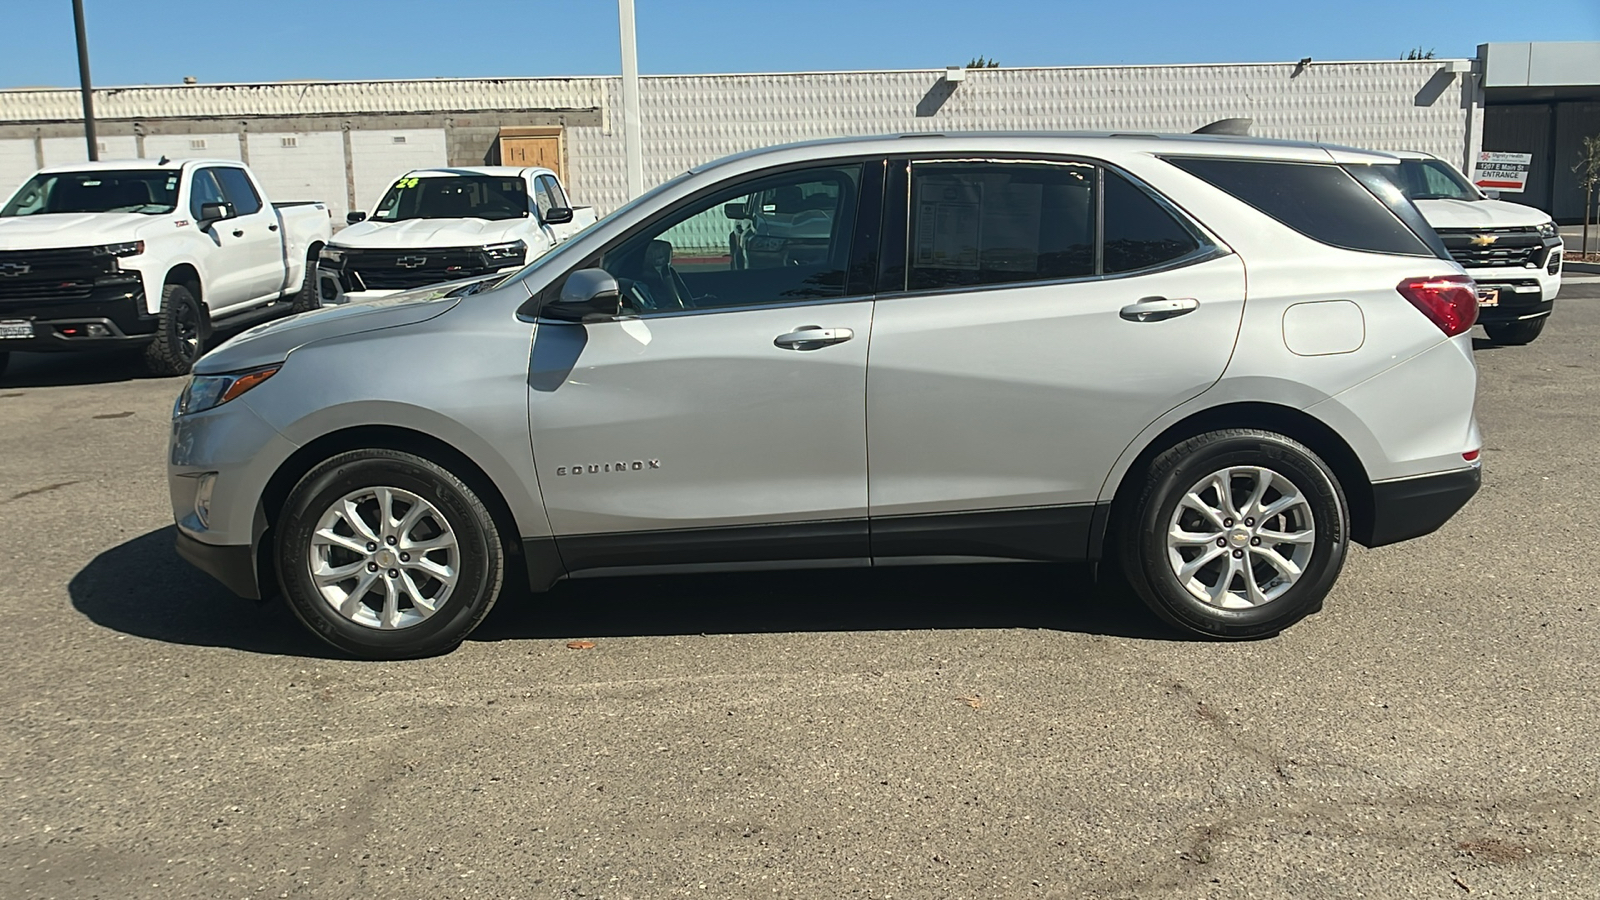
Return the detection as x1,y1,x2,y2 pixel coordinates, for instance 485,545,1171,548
3,283,1599,899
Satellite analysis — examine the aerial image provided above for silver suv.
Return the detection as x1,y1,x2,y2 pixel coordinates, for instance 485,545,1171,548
169,133,1484,658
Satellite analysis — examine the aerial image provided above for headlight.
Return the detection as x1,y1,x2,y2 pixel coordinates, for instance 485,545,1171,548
1536,221,1559,239
91,241,145,257
483,240,526,263
174,365,280,417
319,245,346,265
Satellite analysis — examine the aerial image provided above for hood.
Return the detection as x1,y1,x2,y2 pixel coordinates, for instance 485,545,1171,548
1414,198,1552,231
194,279,489,374
0,212,161,249
333,216,533,249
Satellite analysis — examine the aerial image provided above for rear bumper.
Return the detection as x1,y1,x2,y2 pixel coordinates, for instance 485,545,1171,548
1359,465,1481,548
175,530,260,599
0,282,156,351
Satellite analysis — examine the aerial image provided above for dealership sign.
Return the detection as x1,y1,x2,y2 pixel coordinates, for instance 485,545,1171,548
1474,151,1532,193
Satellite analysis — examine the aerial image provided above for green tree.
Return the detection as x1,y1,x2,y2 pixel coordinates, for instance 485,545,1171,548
1404,47,1436,60
966,57,1000,68
1575,134,1600,256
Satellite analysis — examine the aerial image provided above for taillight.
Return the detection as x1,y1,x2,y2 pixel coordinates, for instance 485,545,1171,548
1397,275,1478,337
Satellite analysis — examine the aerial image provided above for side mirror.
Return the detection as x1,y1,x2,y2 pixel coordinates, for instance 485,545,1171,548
542,268,620,322
723,201,750,220
198,201,235,227
1482,189,1501,200
346,210,368,224
544,206,575,225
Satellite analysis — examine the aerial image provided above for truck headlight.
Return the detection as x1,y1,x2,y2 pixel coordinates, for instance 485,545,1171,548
483,240,526,263
1535,221,1559,239
92,241,145,257
319,245,346,265
174,366,280,417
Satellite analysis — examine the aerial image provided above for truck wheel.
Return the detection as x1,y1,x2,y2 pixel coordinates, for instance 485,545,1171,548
1116,429,1349,639
0,351,9,382
142,283,205,376
289,250,322,314
274,448,506,659
1482,318,1546,345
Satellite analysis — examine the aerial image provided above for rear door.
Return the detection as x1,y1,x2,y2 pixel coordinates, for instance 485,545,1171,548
529,160,883,573
865,158,1247,560
207,166,285,309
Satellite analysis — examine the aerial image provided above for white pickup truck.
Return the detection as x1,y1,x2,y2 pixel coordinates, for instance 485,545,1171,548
316,166,595,303
1382,151,1564,345
0,159,332,376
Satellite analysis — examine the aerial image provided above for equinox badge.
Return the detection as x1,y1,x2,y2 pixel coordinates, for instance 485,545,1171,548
556,460,661,476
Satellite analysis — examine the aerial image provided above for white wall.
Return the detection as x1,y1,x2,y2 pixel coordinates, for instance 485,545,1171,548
141,133,244,161
41,135,139,166
0,140,38,201
246,131,349,221
347,129,448,215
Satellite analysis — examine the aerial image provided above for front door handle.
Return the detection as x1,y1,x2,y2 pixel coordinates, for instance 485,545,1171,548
1119,296,1199,322
774,325,854,350
231,228,245,238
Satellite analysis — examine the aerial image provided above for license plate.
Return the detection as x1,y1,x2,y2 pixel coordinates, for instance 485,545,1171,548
1477,288,1499,308
0,319,34,340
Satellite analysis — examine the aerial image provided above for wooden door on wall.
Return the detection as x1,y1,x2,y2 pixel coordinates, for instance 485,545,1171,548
498,127,564,180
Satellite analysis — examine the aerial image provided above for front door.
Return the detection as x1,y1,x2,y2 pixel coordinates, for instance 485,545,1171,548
199,166,284,311
866,159,1248,560
529,161,880,573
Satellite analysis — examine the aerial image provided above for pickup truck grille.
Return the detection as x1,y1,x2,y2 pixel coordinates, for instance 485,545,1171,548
0,248,116,302
1435,227,1545,269
343,247,515,291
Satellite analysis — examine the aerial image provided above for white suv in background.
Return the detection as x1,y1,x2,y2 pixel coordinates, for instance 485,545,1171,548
168,133,1483,658
1382,151,1562,344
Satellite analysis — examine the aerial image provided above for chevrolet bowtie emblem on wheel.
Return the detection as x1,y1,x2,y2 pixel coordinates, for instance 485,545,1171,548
0,262,30,276
396,256,427,268
1470,233,1499,246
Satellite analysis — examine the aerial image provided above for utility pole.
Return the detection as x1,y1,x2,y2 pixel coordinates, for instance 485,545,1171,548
618,0,644,199
72,0,99,161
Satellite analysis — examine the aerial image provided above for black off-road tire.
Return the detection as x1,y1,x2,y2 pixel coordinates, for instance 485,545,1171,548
1482,317,1547,346
0,350,9,382
275,449,505,659
1116,429,1349,640
142,282,205,376
289,248,323,314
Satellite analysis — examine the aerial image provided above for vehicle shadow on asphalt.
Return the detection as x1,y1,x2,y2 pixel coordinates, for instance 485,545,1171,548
71,527,1181,657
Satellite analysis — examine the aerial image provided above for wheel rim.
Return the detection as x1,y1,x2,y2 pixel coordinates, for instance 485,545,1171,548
174,301,199,360
309,486,459,630
1166,466,1316,610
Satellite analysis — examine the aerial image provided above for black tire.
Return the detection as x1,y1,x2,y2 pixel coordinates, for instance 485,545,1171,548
275,449,506,659
1116,429,1349,639
0,351,9,383
1482,317,1546,345
289,249,322,314
142,282,205,376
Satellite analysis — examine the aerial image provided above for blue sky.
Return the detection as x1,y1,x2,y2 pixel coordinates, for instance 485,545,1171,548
3,0,1597,88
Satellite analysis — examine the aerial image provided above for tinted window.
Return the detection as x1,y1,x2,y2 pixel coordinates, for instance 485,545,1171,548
599,164,861,313
1,169,180,217
1168,157,1433,257
907,162,1094,291
211,167,262,215
189,169,227,220
373,176,529,221
533,178,554,217
1103,170,1203,273
539,174,569,209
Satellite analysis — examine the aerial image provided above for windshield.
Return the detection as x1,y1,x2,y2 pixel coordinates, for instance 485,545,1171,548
1378,159,1482,202
371,175,529,222
1,170,180,216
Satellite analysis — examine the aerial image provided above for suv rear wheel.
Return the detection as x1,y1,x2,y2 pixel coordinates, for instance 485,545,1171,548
275,449,506,659
1118,429,1349,639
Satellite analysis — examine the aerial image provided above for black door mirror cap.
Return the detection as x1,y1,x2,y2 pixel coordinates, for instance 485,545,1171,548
198,201,236,227
346,210,368,225
544,206,575,225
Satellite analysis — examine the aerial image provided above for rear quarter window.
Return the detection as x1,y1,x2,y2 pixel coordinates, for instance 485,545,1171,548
1166,157,1434,257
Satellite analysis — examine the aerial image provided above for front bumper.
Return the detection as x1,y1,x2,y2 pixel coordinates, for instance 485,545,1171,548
1467,242,1562,325
175,530,261,599
1360,465,1481,548
0,279,155,352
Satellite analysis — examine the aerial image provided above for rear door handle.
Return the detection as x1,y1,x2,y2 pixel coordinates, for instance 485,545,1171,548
774,325,854,350
232,228,245,237
268,223,279,232
1119,296,1199,322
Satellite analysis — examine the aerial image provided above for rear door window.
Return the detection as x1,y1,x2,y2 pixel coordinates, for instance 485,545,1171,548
906,161,1096,291
1167,157,1433,257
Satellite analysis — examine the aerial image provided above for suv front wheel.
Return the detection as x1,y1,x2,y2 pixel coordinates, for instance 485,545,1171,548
275,449,506,659
1118,429,1349,639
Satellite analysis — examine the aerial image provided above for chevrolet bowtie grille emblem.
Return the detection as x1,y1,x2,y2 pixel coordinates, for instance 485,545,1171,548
0,262,30,276
1469,233,1499,246
396,256,427,268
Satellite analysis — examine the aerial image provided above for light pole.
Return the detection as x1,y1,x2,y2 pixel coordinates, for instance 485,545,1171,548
618,0,644,199
72,0,99,161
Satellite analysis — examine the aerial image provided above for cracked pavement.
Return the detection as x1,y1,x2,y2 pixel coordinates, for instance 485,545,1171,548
3,283,1598,899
